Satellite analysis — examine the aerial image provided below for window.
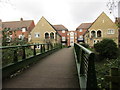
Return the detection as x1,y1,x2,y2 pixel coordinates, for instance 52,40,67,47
19,35,24,40
50,32,54,39
78,35,83,40
35,33,40,38
97,31,102,37
22,28,27,32
70,37,74,40
70,32,74,36
62,37,66,41
80,29,83,32
62,30,65,33
91,31,96,38
45,33,49,39
108,29,114,34
93,40,97,44
74,33,77,35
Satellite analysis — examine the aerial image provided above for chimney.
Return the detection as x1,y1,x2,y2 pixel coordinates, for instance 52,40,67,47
20,18,23,21
118,1,120,18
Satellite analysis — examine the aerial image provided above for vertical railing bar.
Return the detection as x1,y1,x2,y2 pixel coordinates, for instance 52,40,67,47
13,48,18,63
40,44,43,53
22,46,26,60
33,45,36,56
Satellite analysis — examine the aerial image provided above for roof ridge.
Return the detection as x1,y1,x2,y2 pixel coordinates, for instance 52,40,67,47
3,20,33,23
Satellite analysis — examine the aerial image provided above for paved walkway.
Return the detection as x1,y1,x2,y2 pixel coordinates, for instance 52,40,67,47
3,48,80,88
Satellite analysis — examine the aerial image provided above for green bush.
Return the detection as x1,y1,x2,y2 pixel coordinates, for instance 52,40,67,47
94,39,118,60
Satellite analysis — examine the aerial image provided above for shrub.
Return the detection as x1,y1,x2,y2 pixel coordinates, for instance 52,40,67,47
94,39,118,59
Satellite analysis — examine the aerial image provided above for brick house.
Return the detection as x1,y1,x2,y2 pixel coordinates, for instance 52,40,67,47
53,25,68,46
115,17,120,47
84,12,118,47
67,31,77,46
76,23,92,43
1,18,35,43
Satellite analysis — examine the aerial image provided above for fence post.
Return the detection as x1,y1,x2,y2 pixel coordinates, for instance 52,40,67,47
33,45,36,56
47,44,49,51
13,49,18,63
40,44,43,53
105,68,120,90
22,47,26,59
43,44,45,52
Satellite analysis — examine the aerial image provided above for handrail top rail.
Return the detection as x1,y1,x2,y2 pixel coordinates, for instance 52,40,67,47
74,43,93,55
0,43,49,49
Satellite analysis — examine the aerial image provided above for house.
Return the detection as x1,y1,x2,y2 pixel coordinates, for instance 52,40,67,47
115,17,120,47
84,12,118,47
67,31,77,46
76,23,92,43
53,25,68,46
1,18,35,42
30,16,61,46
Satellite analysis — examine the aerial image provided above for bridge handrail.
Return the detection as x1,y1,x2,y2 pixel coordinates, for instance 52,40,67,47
74,43,98,89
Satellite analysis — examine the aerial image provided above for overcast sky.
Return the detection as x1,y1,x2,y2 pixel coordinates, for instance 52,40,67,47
0,0,119,30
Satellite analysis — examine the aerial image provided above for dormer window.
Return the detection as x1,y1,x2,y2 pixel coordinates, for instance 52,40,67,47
80,29,82,32
22,27,27,32
62,30,65,33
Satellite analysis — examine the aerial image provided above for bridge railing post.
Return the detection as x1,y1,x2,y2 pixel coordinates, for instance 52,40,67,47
74,43,98,89
33,45,36,56
22,46,26,60
43,44,45,52
105,68,120,90
47,43,49,51
13,48,18,63
40,44,43,53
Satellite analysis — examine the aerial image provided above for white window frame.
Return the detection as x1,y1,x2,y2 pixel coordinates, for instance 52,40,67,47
62,37,66,41
18,34,24,40
79,29,83,32
62,30,65,33
78,35,83,40
107,29,115,34
22,28,26,32
35,33,40,38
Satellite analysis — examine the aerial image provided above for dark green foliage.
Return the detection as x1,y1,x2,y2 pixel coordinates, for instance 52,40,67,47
80,43,89,48
94,39,118,59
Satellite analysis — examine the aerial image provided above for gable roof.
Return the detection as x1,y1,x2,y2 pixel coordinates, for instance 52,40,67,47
88,12,115,29
76,23,92,30
53,25,68,31
2,19,34,31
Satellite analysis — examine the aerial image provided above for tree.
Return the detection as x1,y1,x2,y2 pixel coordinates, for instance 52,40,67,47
94,39,119,59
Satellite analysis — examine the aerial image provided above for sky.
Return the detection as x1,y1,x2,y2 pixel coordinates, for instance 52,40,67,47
0,0,119,30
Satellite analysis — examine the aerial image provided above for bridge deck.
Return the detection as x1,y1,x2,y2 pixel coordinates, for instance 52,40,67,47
3,47,80,88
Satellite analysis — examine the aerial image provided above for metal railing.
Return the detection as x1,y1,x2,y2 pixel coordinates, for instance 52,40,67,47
1,43,61,79
74,43,98,90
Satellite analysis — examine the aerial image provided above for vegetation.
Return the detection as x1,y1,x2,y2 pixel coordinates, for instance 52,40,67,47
94,39,120,89
95,54,120,89
2,28,28,46
94,39,119,60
